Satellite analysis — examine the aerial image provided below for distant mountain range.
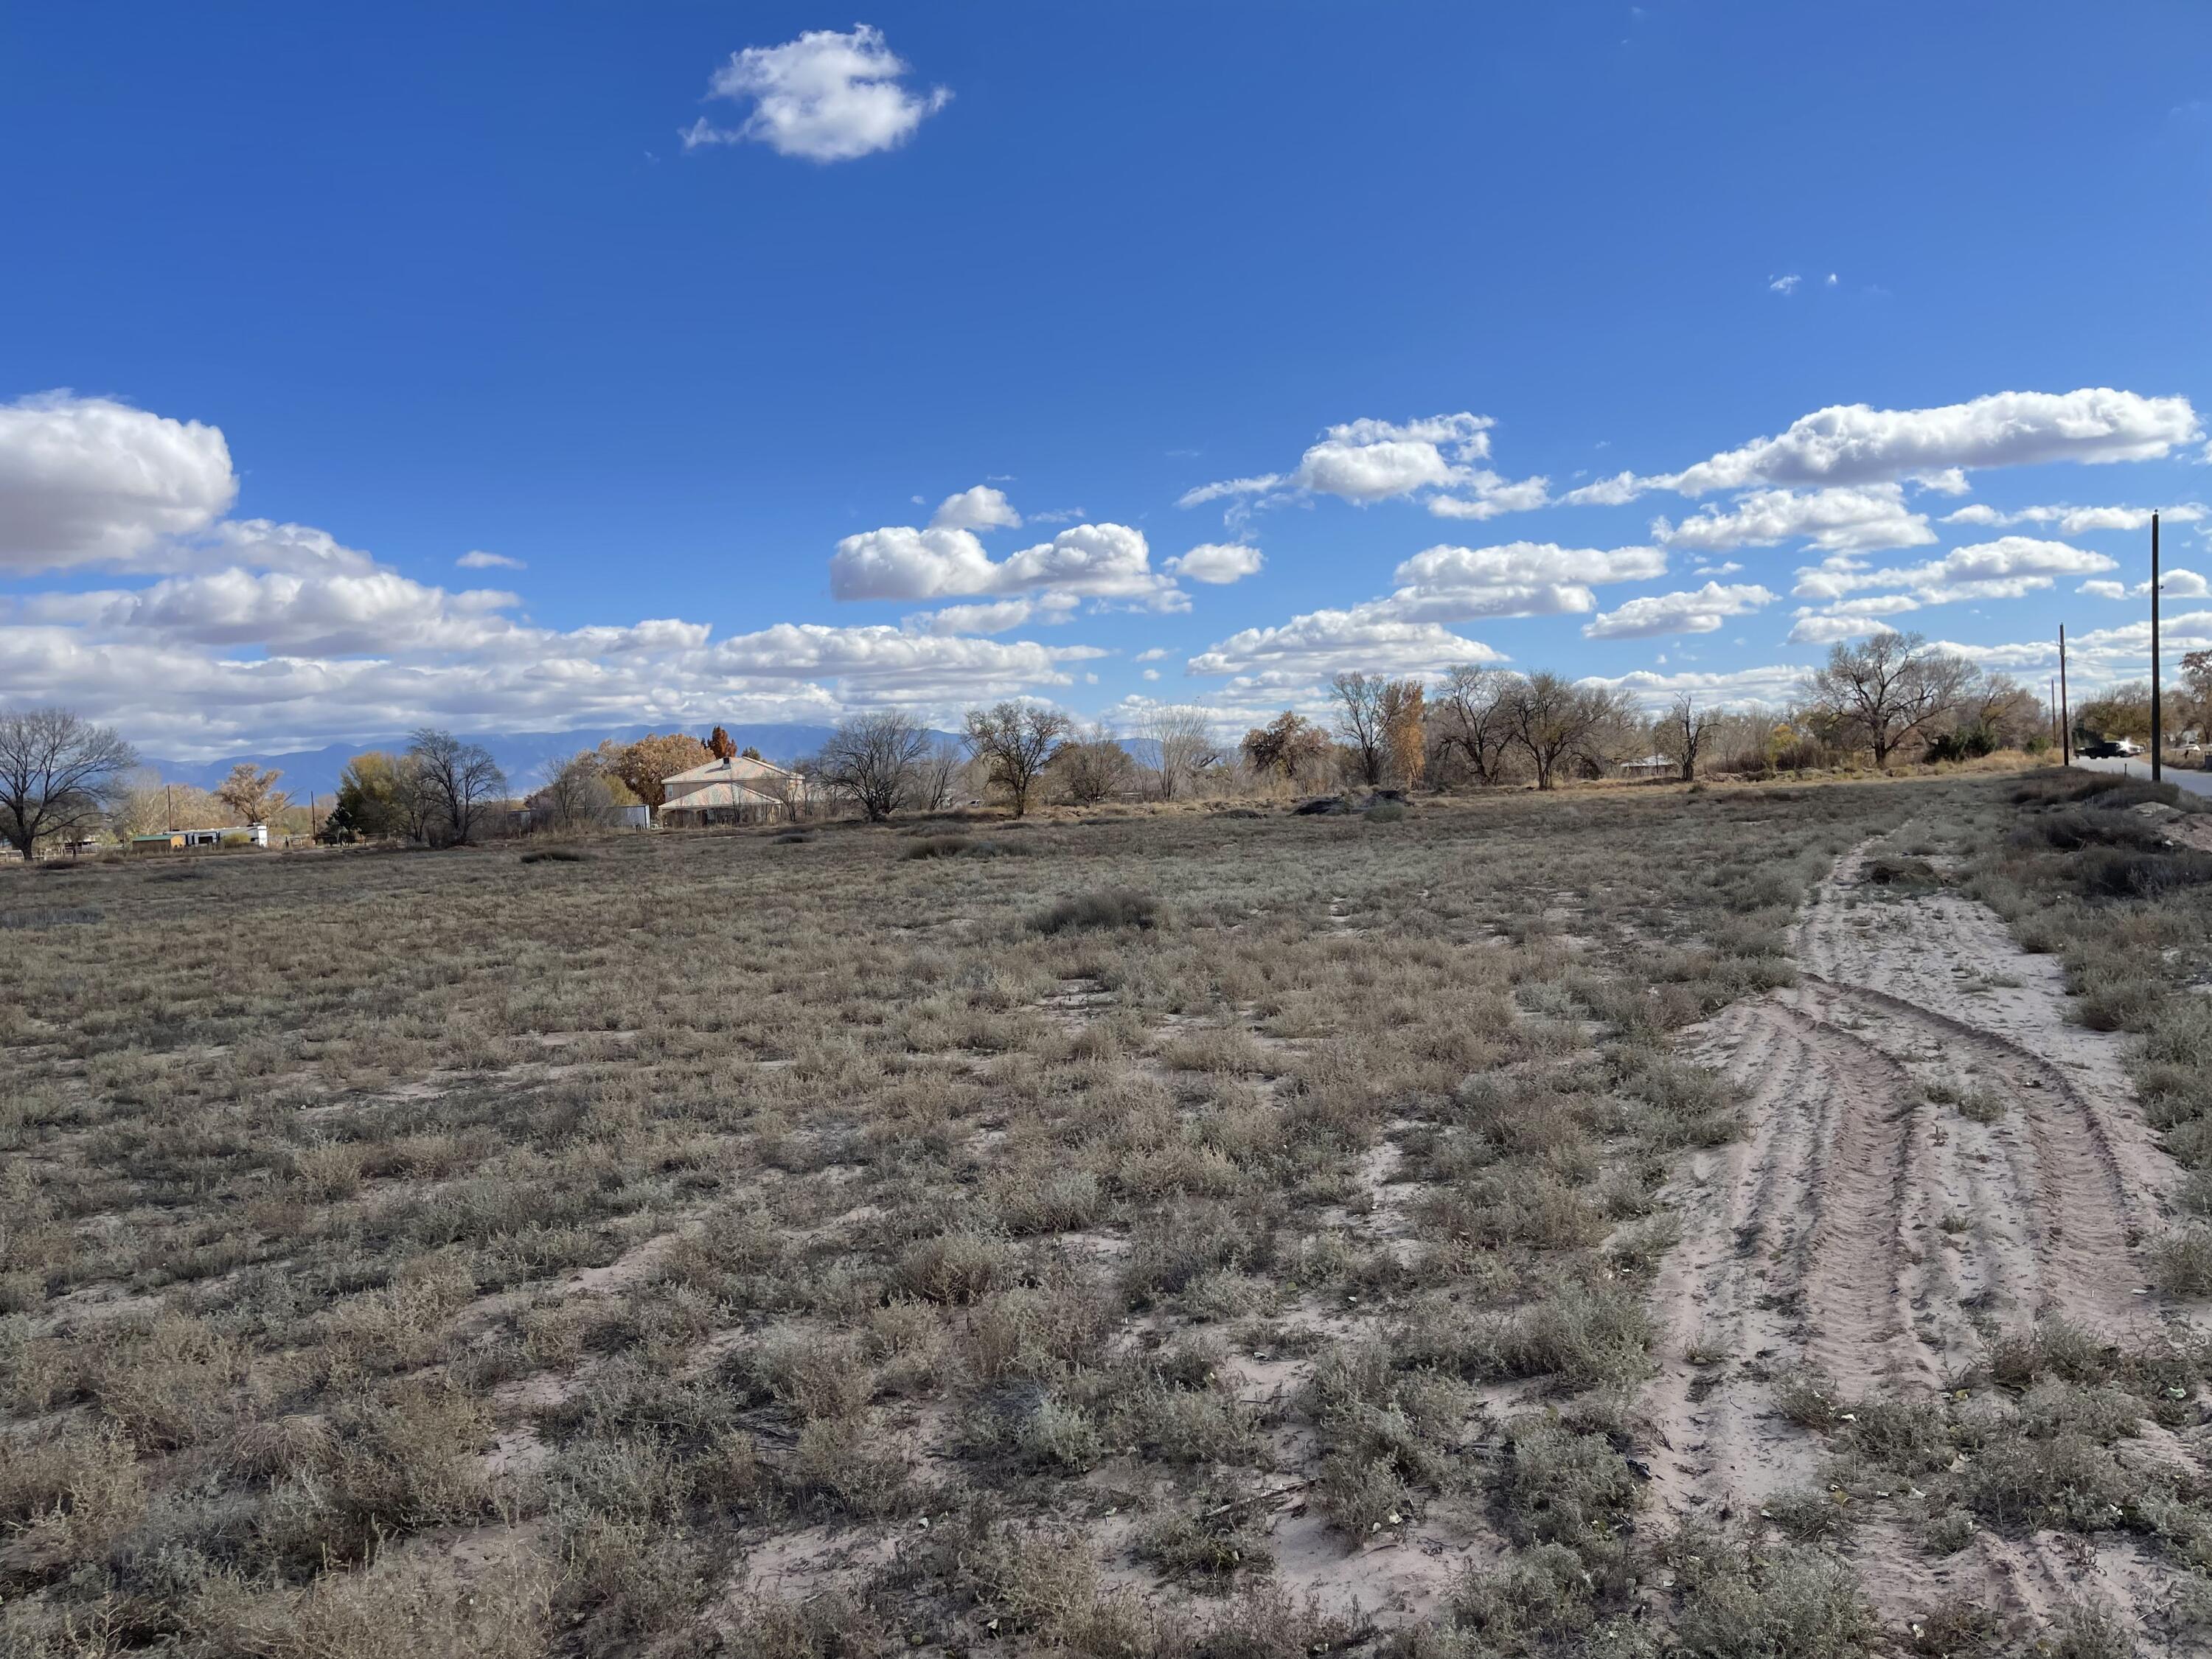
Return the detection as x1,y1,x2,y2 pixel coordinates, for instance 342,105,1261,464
142,723,850,801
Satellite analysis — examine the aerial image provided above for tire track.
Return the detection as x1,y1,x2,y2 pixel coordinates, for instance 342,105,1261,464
1642,832,2170,1526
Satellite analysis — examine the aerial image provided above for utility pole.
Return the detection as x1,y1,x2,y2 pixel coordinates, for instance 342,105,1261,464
2152,509,2164,784
165,782,174,832
2059,626,2071,765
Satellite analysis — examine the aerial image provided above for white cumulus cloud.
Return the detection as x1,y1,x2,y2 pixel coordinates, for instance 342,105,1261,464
1165,542,1265,584
1654,484,1935,554
928,484,1021,532
1186,607,1504,688
1582,582,1776,640
684,24,950,163
0,392,237,573
458,549,526,570
1580,664,1811,710
1180,414,1503,512
1941,501,2205,535
1666,388,2199,496
830,520,1180,608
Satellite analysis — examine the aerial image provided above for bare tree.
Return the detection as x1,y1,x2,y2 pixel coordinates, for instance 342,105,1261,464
0,708,137,859
1655,692,1718,783
1143,705,1219,801
963,701,1071,817
911,737,965,813
1054,723,1133,804
532,751,625,830
406,728,507,846
1505,673,1636,790
1330,672,1390,787
817,712,932,822
1802,632,1978,765
1433,664,1516,785
215,762,288,824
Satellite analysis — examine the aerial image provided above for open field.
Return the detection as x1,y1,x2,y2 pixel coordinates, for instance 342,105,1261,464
7,771,2212,1658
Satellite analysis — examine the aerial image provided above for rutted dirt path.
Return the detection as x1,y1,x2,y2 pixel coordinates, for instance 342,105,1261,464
1641,836,2180,1526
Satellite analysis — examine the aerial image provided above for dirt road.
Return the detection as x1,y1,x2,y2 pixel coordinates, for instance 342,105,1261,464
1641,835,2183,1537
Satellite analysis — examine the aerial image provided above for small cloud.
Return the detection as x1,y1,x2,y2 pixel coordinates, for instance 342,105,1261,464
1826,272,1840,287
457,549,525,571
1141,668,1161,681
684,24,950,164
1165,542,1265,585
1134,647,1171,662
1769,274,1802,295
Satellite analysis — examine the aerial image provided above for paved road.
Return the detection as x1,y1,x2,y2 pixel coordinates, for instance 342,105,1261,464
2070,756,2212,798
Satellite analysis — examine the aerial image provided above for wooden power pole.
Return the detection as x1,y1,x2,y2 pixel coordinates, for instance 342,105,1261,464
2059,626,2071,765
2152,509,2164,783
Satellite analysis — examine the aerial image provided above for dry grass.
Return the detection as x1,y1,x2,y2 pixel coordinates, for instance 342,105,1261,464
0,773,2048,1654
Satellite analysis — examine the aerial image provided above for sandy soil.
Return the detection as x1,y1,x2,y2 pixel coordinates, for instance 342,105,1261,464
1641,835,2202,1641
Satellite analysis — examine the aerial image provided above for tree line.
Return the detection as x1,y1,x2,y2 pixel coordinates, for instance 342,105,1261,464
0,633,2190,857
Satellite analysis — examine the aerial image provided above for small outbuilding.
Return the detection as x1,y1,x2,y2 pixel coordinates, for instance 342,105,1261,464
1617,754,1677,781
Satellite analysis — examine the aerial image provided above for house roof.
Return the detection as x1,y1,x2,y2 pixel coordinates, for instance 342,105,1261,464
656,780,784,810
663,755,798,786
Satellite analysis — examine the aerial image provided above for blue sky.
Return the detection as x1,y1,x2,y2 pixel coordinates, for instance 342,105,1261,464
4,2,2210,757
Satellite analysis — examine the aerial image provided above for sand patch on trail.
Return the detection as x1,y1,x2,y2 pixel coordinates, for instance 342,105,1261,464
1641,835,2198,1642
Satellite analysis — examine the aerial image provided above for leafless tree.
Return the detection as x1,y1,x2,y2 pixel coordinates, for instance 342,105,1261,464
1655,692,1718,783
1801,632,1978,765
1142,704,1219,801
963,701,1071,818
406,728,507,846
817,712,932,822
910,737,965,813
0,708,137,859
1055,723,1133,804
533,751,625,830
1330,672,1390,786
1433,664,1516,785
1504,672,1637,790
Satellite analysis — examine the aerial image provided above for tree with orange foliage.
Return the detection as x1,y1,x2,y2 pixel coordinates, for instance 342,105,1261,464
706,726,737,761
597,731,712,809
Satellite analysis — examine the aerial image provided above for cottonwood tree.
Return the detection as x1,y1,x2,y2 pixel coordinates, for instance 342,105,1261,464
406,728,507,846
1240,711,1332,788
2072,683,2154,746
1802,632,1978,765
1956,674,2045,751
111,774,226,838
1054,724,1133,804
964,701,1070,818
532,751,626,830
1505,672,1636,790
1655,692,1718,783
911,739,966,813
1379,680,1425,787
0,708,137,859
1143,704,1219,801
818,712,931,821
2183,651,2212,737
1330,672,1391,786
215,762,288,824
1433,664,1516,785
706,726,738,762
320,752,411,843
598,732,712,809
